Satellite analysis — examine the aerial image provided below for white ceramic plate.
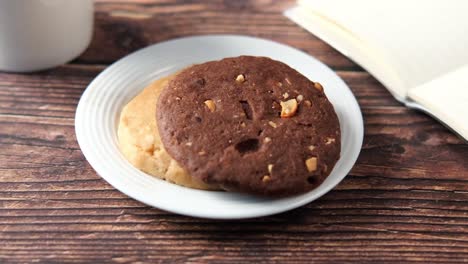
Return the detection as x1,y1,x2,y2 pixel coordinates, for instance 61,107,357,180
75,35,363,219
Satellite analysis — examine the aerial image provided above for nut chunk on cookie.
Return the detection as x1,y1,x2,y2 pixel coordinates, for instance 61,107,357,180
156,56,340,196
280,99,298,118
204,100,216,112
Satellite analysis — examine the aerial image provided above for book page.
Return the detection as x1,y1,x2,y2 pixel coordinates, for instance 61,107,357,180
407,66,468,140
285,6,407,100
296,0,468,98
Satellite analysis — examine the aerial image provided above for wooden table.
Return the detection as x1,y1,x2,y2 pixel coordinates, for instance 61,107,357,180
1,1,467,263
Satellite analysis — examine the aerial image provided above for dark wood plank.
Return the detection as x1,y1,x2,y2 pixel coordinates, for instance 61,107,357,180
76,0,360,70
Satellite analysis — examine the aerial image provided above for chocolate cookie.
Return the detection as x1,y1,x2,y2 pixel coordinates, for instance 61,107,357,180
156,56,340,196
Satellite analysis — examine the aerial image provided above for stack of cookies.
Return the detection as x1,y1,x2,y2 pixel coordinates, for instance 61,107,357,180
119,56,340,196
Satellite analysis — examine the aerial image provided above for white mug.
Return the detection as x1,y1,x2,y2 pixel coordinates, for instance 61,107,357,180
0,0,94,72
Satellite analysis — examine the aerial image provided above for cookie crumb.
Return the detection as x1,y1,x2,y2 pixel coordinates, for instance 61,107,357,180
282,92,289,99
305,157,317,172
277,82,283,87
198,151,206,155
304,100,312,107
323,164,328,173
241,122,246,127
268,164,274,174
280,99,298,118
297,95,304,102
268,121,277,128
262,175,271,183
285,78,291,85
185,142,192,147
325,137,335,144
236,74,245,83
314,82,323,92
204,100,216,112
175,96,181,101
264,137,271,143
308,145,316,151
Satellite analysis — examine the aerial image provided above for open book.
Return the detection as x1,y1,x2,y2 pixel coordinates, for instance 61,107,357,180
285,0,468,140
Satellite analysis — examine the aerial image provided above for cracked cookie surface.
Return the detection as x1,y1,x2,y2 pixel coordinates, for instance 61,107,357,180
156,56,341,196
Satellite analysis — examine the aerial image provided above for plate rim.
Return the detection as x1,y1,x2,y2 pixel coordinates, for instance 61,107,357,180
75,34,364,219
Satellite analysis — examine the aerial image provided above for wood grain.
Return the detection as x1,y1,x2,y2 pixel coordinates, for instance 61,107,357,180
80,0,359,70
0,0,467,263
